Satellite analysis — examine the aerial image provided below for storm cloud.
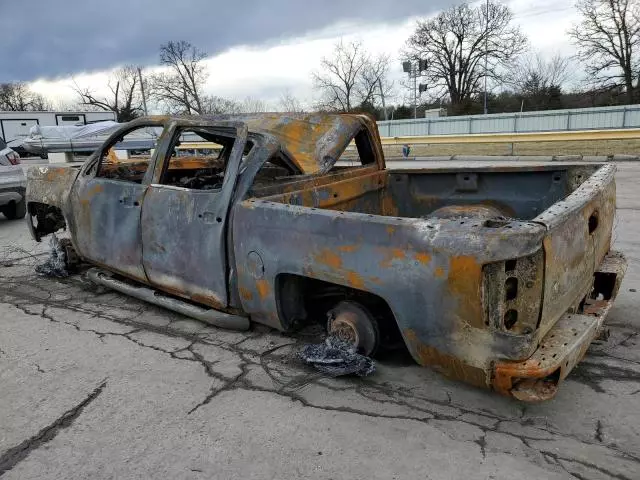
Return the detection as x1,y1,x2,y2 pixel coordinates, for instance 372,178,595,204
1,0,455,82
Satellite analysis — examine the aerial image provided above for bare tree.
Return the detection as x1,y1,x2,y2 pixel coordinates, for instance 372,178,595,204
200,95,242,114
73,66,144,122
505,53,572,110
569,0,640,103
278,89,305,113
508,52,572,94
150,40,209,114
239,96,270,113
359,53,394,110
49,98,89,112
312,40,392,112
0,82,50,111
404,1,527,113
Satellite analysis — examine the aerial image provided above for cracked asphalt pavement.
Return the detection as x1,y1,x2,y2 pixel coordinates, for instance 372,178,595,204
1,162,640,479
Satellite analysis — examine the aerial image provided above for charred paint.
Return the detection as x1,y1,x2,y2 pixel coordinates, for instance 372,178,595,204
337,245,360,253
28,113,625,401
190,292,226,310
447,256,484,328
256,279,271,300
239,287,253,301
315,249,343,269
346,271,366,290
379,248,406,268
404,329,488,388
414,252,432,264
240,113,378,174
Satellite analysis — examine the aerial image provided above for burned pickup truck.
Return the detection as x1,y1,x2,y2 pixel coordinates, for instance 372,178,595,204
26,113,626,401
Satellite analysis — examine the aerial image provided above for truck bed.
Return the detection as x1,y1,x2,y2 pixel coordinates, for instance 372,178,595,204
235,162,624,399
257,162,600,219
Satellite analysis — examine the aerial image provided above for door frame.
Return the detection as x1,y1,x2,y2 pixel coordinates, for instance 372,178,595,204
140,120,248,308
69,119,171,280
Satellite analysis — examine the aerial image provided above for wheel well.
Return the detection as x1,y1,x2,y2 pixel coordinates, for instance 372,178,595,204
27,202,67,241
275,273,403,348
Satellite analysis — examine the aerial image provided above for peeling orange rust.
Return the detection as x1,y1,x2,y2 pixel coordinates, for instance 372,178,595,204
434,266,445,278
447,256,483,328
255,279,271,300
190,292,228,311
337,245,360,253
44,168,70,182
315,249,343,269
414,252,431,264
239,287,253,301
241,113,372,175
346,271,365,290
404,329,488,388
378,247,406,268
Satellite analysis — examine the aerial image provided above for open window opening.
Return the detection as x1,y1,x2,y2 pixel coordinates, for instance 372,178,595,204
159,127,252,191
332,128,377,171
95,125,162,183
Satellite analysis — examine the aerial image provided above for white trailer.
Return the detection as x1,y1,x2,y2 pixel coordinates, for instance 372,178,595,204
0,111,116,147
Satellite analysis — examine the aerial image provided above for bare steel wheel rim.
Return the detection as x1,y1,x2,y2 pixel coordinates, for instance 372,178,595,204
329,311,360,345
326,301,380,356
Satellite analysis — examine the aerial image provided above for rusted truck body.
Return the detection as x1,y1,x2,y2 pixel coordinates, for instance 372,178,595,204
26,114,626,401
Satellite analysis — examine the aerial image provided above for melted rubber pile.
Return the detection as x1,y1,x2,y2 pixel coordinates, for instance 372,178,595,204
35,234,68,278
299,336,376,377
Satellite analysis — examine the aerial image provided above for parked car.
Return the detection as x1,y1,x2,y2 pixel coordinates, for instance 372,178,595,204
25,114,627,401
0,137,26,220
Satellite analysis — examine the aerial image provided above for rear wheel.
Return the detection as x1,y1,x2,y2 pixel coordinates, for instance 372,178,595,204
2,199,27,220
327,301,380,356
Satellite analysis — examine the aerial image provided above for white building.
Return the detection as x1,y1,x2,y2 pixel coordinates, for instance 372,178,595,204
0,111,116,147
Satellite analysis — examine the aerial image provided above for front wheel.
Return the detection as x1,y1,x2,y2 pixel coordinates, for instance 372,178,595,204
327,301,380,356
2,199,27,220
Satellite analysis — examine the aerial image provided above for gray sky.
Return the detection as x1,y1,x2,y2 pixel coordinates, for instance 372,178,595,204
2,0,458,82
7,0,579,108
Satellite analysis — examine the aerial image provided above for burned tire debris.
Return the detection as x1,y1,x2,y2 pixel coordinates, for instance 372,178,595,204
299,336,376,377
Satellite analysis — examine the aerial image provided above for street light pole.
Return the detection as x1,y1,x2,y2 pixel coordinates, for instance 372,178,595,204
403,60,425,119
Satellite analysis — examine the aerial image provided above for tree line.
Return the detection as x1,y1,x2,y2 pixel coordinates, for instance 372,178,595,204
1,0,639,121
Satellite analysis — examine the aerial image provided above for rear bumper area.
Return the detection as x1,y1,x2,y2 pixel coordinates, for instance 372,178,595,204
492,251,627,401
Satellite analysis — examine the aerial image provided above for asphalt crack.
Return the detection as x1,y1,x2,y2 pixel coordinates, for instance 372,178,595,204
0,380,107,477
186,348,251,415
595,420,604,443
474,433,487,460
2,265,640,479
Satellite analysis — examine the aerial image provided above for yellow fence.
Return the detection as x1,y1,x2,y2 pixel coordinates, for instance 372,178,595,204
379,128,640,145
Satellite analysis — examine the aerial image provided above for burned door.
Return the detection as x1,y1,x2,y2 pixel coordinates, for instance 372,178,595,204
141,123,247,308
70,123,162,281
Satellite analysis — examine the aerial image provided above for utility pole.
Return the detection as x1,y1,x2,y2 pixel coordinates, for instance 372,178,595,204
137,67,148,116
483,0,489,115
378,78,388,121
